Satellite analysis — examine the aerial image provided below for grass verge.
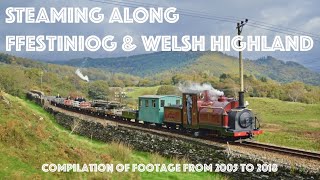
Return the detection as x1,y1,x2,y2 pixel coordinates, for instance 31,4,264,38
0,92,225,179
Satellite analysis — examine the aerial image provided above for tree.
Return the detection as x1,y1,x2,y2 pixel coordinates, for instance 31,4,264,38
24,68,42,80
171,74,184,85
0,66,29,97
260,76,268,82
219,73,231,81
138,78,151,87
285,81,306,102
303,87,320,104
159,79,172,85
112,78,125,87
200,70,210,79
156,85,179,95
88,80,110,100
217,78,238,97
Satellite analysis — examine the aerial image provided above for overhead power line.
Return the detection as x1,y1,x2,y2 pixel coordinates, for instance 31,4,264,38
123,0,320,38
88,0,239,23
155,0,320,39
87,0,320,41
246,23,320,42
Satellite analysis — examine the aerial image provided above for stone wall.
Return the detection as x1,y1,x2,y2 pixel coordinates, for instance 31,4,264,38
46,107,319,180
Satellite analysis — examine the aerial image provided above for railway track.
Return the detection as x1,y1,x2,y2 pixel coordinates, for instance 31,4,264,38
238,141,320,161
47,103,320,161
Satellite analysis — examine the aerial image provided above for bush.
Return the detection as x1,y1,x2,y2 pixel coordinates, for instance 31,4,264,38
156,85,179,95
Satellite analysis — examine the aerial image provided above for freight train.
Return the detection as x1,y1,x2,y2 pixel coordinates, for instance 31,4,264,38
29,89,262,139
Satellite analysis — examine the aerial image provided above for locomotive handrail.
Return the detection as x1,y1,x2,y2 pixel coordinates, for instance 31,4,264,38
255,116,261,129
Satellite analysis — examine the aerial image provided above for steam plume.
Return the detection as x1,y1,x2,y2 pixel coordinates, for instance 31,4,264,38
178,82,224,101
75,69,89,82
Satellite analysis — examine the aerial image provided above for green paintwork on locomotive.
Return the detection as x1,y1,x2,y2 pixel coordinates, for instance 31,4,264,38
122,110,139,119
138,95,182,124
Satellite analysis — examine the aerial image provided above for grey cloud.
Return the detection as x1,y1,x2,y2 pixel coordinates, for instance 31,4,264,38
0,0,318,65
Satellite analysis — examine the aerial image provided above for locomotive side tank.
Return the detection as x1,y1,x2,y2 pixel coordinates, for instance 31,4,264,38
163,106,183,128
198,95,236,130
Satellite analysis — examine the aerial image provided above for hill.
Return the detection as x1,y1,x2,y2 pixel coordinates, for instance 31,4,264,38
2,51,320,86
0,91,222,179
0,53,140,97
247,56,320,85
0,53,139,83
53,51,205,76
53,52,320,85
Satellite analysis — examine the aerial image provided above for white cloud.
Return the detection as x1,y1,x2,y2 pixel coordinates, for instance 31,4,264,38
260,7,303,26
303,17,320,35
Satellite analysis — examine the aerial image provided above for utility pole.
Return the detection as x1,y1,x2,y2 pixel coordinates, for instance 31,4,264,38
39,71,44,91
236,19,248,108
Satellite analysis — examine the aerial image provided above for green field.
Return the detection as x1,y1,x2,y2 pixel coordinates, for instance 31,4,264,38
124,86,161,108
247,97,320,151
125,86,161,99
0,92,224,179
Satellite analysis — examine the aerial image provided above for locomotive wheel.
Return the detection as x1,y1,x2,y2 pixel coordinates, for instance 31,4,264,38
171,124,178,130
144,122,151,128
165,123,175,130
193,131,200,137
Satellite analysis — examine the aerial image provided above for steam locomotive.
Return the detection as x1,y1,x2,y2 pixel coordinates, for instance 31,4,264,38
162,91,262,138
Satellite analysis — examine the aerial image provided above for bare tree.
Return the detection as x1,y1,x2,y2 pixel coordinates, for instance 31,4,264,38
286,82,305,102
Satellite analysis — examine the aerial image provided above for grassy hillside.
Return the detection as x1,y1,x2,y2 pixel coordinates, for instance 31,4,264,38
0,53,141,97
247,56,320,85
123,86,161,109
0,52,133,82
55,51,205,77
166,53,320,85
54,52,320,85
176,52,239,76
0,92,224,179
125,86,161,99
247,97,320,151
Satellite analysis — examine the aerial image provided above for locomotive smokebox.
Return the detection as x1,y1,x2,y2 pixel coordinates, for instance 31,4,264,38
238,91,245,108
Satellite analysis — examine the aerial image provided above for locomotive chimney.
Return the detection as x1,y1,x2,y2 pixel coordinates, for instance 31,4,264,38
238,91,245,108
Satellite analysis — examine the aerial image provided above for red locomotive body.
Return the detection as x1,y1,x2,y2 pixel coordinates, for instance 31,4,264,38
165,90,262,138
164,106,182,125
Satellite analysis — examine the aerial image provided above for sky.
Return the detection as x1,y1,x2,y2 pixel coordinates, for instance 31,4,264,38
0,0,319,71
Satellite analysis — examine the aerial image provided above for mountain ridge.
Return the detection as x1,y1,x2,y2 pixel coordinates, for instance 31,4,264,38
52,51,320,85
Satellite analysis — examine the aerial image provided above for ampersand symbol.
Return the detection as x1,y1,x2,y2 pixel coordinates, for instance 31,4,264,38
122,35,137,52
